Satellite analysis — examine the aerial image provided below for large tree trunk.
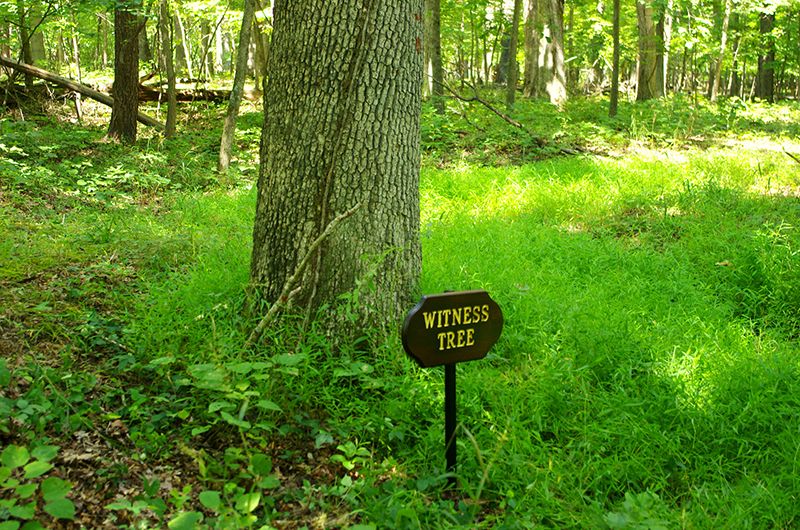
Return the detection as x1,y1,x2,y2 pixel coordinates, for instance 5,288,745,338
158,0,177,138
523,0,566,104
218,0,255,172
108,5,141,143
609,0,621,116
756,10,775,102
251,0,422,335
506,0,523,108
424,0,444,113
636,0,663,100
710,0,731,101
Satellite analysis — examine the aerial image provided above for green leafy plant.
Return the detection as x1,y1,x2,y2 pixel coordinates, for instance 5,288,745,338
0,445,75,528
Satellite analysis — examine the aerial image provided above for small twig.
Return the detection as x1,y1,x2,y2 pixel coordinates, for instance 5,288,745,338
783,147,800,166
245,202,363,348
436,77,586,156
438,78,539,141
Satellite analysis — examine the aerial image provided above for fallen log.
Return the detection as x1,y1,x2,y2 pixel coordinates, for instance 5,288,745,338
137,84,233,103
0,55,164,129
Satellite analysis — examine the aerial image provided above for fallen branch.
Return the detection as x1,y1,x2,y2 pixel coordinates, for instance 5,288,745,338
783,146,800,166
138,85,237,103
439,79,540,142
0,55,164,129
437,77,586,155
245,202,363,348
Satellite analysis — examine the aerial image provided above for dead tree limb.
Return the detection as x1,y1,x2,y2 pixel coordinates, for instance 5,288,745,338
439,79,540,142
783,147,800,166
0,55,164,129
437,78,585,155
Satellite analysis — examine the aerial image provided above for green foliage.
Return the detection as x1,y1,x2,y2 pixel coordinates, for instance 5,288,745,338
0,445,75,528
3,97,800,527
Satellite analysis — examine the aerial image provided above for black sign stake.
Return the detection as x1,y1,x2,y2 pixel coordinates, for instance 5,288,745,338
402,290,503,490
444,363,457,488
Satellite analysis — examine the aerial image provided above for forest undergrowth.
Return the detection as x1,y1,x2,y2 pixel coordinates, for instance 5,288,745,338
1,92,800,528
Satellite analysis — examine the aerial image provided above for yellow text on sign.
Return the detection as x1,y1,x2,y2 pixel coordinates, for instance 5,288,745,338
422,305,490,351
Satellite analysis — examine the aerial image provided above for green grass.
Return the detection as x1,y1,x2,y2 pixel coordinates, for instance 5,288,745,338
1,94,800,528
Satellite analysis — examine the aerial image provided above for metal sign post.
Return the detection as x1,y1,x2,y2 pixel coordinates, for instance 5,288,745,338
401,290,503,489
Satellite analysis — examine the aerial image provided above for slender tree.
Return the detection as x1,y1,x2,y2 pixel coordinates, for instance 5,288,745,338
174,9,193,78
158,0,177,137
250,0,423,335
610,0,621,116
218,0,255,172
506,0,523,108
710,0,732,100
424,0,444,114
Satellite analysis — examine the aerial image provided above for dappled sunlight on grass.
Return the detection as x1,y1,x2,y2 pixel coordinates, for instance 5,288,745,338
417,143,800,524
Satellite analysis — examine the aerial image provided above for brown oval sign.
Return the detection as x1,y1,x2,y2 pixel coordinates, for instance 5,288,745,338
401,290,503,368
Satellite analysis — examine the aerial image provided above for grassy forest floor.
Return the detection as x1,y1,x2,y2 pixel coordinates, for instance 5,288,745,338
1,90,800,529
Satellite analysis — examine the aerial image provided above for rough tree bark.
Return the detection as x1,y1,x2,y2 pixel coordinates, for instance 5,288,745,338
250,0,423,336
108,3,141,143
218,0,255,173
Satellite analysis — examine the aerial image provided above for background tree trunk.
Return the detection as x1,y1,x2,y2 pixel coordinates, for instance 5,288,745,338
547,0,567,104
636,0,662,100
506,0,523,108
251,0,423,334
609,0,620,116
174,11,193,78
70,20,82,121
218,0,255,172
710,0,731,101
159,0,177,138
138,17,152,64
108,5,141,143
756,10,775,102
523,0,540,96
523,0,566,104
656,0,672,96
424,0,444,114
17,0,34,89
